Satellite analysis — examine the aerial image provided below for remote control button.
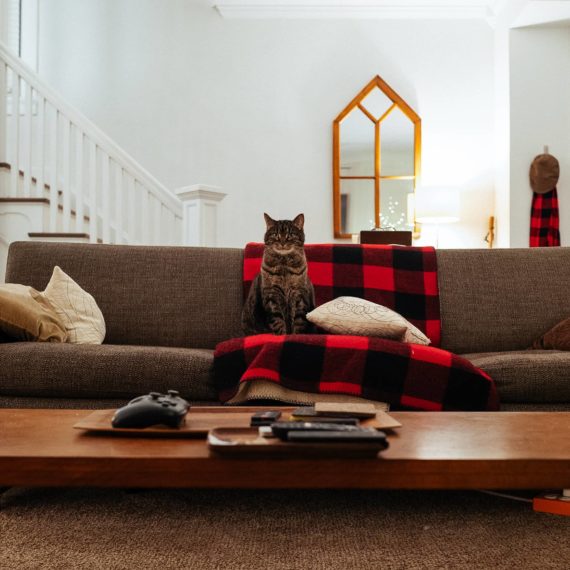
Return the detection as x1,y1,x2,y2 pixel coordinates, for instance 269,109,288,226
168,390,180,397
150,392,161,399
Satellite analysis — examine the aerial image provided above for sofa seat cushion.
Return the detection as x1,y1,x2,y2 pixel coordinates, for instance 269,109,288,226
0,343,216,400
463,350,570,403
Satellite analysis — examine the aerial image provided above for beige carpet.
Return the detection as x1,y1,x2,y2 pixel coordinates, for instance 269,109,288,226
1,488,569,570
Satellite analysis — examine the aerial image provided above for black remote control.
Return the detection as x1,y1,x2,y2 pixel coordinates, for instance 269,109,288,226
271,421,362,441
293,417,360,426
112,390,190,429
287,430,388,448
251,410,282,427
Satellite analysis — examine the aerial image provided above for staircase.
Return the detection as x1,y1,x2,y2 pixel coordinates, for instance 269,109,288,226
0,41,184,277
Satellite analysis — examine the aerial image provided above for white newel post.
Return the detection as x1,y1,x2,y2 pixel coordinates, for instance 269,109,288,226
175,185,227,247
0,60,6,163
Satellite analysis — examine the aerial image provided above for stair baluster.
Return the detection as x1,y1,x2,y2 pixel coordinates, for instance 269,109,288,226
9,69,19,197
61,115,71,232
127,174,136,244
75,126,84,233
88,140,97,244
101,152,110,243
22,81,32,197
48,104,58,231
34,93,45,199
114,163,123,245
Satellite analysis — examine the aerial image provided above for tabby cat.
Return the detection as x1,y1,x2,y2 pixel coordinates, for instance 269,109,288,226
242,213,315,335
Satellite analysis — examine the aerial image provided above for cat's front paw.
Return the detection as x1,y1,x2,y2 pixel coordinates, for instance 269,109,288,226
269,319,287,335
293,321,315,334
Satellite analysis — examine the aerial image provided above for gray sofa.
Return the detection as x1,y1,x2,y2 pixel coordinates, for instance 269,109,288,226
2,241,570,411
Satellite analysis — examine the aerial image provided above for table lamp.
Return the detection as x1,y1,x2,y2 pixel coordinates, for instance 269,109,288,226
415,187,460,247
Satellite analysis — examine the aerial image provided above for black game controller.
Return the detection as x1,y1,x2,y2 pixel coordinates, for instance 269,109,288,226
112,390,190,429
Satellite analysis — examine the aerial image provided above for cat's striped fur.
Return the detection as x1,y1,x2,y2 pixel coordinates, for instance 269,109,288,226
242,213,315,335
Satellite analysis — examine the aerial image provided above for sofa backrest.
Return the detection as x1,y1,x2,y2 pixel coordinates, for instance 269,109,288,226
5,242,244,349
437,247,570,354
7,242,570,353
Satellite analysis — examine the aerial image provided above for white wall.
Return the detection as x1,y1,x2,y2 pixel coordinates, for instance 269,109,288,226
509,26,570,247
37,0,495,248
0,0,20,54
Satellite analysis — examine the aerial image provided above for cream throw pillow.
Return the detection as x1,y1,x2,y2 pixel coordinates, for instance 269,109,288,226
41,266,106,344
306,296,430,345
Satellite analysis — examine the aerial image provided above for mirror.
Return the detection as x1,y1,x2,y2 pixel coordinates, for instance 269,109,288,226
333,76,421,239
341,179,375,235
340,108,375,177
380,106,415,177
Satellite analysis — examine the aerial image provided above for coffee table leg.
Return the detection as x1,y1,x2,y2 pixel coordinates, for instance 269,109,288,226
0,487,11,510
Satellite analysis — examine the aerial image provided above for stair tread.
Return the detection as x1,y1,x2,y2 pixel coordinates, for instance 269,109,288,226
0,197,49,203
28,232,90,238
3,165,130,246
2,162,77,196
0,196,91,222
28,232,103,244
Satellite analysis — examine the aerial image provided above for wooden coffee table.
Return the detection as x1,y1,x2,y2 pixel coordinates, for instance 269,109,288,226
1,408,569,490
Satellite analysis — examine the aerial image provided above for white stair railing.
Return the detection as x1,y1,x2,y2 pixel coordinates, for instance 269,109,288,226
0,41,182,245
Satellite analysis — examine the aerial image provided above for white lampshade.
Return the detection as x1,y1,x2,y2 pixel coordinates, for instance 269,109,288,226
415,187,460,224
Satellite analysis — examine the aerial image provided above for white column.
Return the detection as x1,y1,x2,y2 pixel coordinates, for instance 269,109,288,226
492,0,530,248
174,185,226,247
0,61,6,164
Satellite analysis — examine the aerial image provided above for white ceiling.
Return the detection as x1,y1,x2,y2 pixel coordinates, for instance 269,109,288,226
512,1,570,28
213,1,570,28
213,1,505,21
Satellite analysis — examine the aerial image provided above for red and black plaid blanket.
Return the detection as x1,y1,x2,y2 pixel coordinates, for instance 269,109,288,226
530,188,560,247
244,242,441,346
214,243,498,411
214,334,499,411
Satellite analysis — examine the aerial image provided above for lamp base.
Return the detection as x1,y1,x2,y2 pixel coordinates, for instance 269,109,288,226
360,231,412,246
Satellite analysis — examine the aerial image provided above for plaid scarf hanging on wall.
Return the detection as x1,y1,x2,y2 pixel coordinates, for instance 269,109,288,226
530,188,560,247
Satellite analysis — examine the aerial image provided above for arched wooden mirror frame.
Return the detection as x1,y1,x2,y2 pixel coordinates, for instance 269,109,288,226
333,75,421,239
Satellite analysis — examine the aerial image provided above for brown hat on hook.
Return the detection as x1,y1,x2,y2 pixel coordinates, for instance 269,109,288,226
530,154,559,194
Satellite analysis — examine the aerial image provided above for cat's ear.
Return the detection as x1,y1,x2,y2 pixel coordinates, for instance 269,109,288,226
292,213,304,230
264,213,276,228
